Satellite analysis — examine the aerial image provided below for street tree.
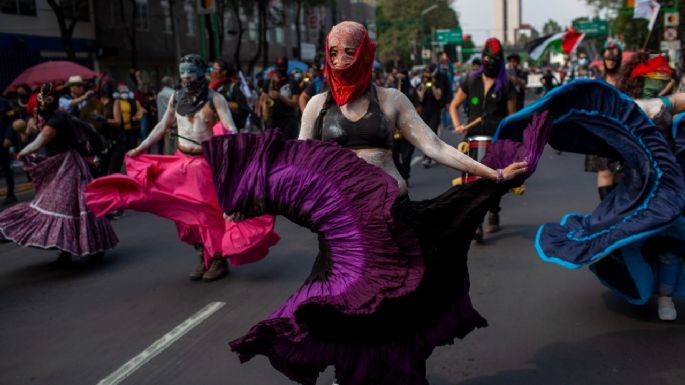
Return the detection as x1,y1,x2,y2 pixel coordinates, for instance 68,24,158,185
46,0,88,61
377,0,460,65
542,19,562,35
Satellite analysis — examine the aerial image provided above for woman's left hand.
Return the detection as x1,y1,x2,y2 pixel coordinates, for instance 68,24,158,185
502,161,528,180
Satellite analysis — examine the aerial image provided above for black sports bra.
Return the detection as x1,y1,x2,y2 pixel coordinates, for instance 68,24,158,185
316,86,394,149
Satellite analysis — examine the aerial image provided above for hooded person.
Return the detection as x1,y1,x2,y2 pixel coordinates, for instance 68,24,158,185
584,38,626,200
0,82,119,265
84,54,280,282
448,37,517,239
602,38,624,85
204,22,528,385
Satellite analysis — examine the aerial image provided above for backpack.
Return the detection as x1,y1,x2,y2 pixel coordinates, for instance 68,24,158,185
65,114,108,157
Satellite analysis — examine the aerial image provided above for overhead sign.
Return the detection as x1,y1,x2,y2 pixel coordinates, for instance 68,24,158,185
665,11,680,27
664,27,678,41
435,28,463,44
573,20,608,37
660,40,681,50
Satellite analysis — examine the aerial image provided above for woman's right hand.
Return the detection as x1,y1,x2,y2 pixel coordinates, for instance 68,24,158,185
454,124,466,134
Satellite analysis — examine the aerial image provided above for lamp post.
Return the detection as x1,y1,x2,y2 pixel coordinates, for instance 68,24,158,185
420,5,439,64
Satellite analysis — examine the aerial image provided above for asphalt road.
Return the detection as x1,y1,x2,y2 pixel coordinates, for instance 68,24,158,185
1,129,683,385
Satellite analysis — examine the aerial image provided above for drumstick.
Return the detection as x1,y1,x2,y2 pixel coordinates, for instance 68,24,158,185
463,116,483,131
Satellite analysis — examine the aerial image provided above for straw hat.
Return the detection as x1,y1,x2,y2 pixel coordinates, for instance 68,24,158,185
65,75,85,87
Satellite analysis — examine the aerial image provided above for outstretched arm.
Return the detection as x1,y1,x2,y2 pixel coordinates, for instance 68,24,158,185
17,125,57,159
129,98,175,156
393,89,526,181
213,92,238,134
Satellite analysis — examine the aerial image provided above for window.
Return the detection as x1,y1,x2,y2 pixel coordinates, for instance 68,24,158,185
0,0,36,16
185,0,195,36
276,27,284,45
247,21,257,42
62,0,90,22
135,0,149,31
160,0,172,34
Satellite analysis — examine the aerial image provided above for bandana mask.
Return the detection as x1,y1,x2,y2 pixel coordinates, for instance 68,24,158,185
176,55,210,117
482,38,503,78
324,21,376,106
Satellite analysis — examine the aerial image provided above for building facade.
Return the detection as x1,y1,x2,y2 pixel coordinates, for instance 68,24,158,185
491,0,521,45
0,0,97,91
93,0,375,88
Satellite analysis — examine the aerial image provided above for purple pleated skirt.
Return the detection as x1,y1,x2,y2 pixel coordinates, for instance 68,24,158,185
201,128,541,385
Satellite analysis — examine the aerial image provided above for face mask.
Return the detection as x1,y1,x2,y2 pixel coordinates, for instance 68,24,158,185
483,60,500,78
578,58,588,66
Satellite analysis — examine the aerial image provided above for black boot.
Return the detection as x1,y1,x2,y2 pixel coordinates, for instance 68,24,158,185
473,224,484,243
486,212,500,234
598,185,616,201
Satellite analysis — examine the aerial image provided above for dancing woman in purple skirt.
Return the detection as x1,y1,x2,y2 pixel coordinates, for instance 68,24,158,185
0,83,118,263
204,22,529,385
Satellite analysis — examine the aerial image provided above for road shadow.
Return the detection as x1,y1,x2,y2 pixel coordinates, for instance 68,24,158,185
429,328,685,385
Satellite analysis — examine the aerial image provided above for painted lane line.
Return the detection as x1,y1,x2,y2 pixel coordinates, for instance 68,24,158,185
97,301,226,385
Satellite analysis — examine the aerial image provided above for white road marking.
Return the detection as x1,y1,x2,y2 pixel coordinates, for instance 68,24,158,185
97,301,226,385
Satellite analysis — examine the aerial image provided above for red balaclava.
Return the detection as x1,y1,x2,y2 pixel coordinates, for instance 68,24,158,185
324,21,377,106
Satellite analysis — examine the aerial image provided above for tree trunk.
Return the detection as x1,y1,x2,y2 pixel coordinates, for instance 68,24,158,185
247,1,265,76
205,13,216,61
129,0,138,69
230,0,245,72
261,4,269,70
169,0,182,65
295,0,302,60
47,0,79,61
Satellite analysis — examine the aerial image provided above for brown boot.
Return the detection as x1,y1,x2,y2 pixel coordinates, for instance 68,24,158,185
202,257,229,282
189,244,206,281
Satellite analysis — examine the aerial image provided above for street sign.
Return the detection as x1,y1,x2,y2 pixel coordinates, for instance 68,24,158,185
660,40,681,50
664,27,678,41
573,19,608,37
435,28,463,44
665,11,680,27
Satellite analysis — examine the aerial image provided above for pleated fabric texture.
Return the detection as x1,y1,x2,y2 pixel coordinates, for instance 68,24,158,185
85,152,279,266
0,151,118,256
493,80,685,304
203,128,532,385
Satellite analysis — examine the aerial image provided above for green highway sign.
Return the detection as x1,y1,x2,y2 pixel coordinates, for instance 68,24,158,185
435,28,463,44
573,19,608,37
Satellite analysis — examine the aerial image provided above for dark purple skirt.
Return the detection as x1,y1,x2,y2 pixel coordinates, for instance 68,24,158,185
203,130,517,385
0,151,118,257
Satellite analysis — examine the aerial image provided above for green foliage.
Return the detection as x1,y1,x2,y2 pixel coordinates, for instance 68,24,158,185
376,0,460,64
542,19,562,35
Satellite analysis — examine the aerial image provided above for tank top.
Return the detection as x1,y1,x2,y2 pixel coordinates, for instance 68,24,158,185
317,86,393,149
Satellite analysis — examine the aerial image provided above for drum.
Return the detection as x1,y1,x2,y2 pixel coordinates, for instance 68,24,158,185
461,135,492,184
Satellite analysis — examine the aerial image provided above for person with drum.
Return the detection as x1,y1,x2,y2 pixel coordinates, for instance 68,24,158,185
449,37,517,241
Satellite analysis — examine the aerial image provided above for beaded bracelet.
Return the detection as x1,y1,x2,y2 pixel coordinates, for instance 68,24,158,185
496,169,504,184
